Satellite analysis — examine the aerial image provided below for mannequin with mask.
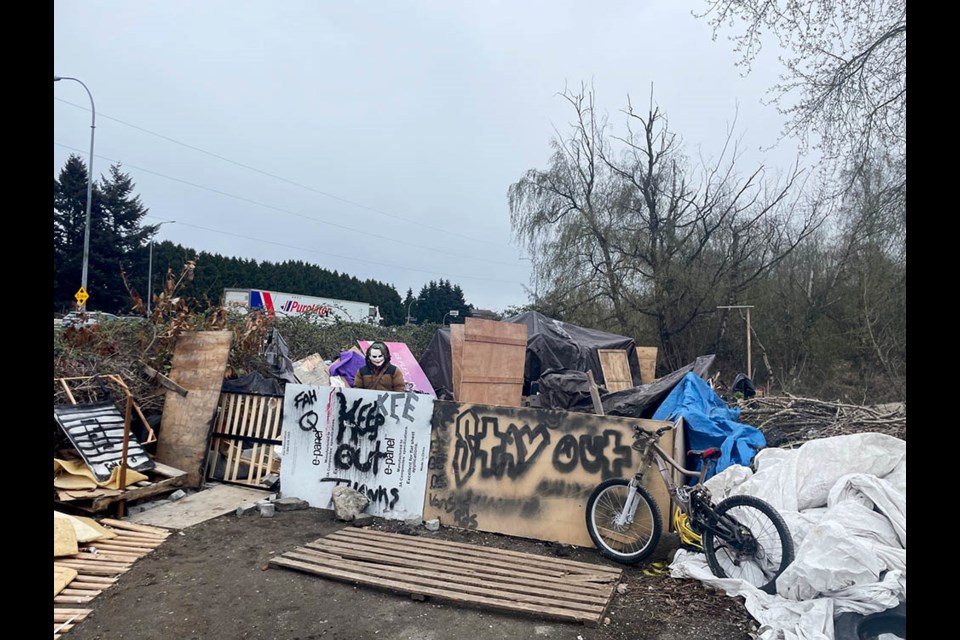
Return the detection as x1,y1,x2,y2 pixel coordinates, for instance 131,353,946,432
352,341,406,392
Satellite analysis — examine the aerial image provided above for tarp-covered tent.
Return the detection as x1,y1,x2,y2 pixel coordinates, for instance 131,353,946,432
504,311,642,393
418,313,643,401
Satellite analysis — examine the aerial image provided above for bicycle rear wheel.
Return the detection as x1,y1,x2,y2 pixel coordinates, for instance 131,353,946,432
585,478,662,564
702,494,795,594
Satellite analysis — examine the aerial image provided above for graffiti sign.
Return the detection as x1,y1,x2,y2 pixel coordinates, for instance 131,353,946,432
281,384,434,520
424,401,673,546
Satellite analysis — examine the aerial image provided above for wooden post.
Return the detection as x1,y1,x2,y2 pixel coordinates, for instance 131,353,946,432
585,370,605,416
745,307,752,379
116,394,133,518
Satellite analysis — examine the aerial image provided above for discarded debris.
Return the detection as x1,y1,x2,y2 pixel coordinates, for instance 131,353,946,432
739,396,906,446
332,486,370,522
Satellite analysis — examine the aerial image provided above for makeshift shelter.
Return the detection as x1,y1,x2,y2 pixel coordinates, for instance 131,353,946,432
418,312,645,400
505,311,642,393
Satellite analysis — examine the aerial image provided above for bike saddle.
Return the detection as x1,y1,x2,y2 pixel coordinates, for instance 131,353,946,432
688,447,722,460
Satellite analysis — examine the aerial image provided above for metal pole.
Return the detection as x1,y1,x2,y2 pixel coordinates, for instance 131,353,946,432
406,299,417,325
54,76,95,310
147,240,154,315
745,307,752,378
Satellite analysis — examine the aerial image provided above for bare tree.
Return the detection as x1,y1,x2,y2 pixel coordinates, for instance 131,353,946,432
695,0,906,164
509,86,823,372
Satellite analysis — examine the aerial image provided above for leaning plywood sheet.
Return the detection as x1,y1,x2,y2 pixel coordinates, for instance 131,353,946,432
54,515,79,557
456,318,527,407
358,340,436,396
54,566,78,597
155,331,233,487
424,401,674,547
636,347,658,384
598,349,633,392
53,402,155,482
281,384,435,520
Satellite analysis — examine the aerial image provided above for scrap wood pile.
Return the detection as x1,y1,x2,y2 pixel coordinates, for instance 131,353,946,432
738,395,906,447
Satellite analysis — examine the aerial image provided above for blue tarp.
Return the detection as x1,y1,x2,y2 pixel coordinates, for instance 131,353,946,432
652,372,766,481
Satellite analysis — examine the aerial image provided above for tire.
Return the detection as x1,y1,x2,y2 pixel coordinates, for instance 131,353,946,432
585,478,662,565
702,494,795,594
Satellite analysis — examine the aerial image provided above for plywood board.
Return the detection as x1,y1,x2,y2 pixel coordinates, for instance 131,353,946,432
54,566,78,597
636,347,658,385
424,401,674,547
292,353,330,386
456,318,527,408
54,516,78,557
155,331,233,487
281,384,435,520
126,484,270,529
450,323,465,400
597,349,633,392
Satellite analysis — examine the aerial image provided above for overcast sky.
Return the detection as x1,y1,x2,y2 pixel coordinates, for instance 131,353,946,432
54,0,802,313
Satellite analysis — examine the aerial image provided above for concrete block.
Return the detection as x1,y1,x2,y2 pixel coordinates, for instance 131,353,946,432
236,503,258,517
273,497,308,512
169,490,187,501
259,502,275,518
424,519,440,531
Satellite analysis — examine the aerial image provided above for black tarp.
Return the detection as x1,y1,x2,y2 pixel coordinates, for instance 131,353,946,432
535,355,716,418
420,328,454,400
504,311,642,393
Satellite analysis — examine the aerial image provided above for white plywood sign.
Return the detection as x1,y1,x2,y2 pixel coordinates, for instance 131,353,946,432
281,384,434,520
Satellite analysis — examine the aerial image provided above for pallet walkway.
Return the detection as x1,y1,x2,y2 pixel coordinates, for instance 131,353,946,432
54,518,171,638
270,527,622,626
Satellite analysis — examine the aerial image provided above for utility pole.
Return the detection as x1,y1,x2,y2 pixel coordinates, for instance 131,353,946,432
717,305,755,378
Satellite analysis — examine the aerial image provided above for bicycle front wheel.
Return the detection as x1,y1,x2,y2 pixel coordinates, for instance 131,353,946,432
702,494,795,594
585,478,662,564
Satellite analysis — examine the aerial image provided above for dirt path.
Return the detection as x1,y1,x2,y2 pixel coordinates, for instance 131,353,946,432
65,508,756,640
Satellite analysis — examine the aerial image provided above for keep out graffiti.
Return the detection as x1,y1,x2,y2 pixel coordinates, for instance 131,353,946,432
450,408,632,488
328,390,420,477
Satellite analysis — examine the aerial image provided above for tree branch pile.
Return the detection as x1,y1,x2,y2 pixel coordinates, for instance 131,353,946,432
738,395,906,447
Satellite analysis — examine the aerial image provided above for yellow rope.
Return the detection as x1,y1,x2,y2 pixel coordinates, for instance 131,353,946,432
674,507,702,549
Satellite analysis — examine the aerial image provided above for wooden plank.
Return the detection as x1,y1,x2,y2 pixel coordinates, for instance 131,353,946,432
450,323,465,401
53,609,92,623
271,556,605,624
253,397,282,484
99,518,171,536
336,528,622,576
244,396,267,483
155,331,233,487
54,566,77,597
586,370,605,415
281,550,607,613
636,346,658,385
598,349,633,392
87,464,188,513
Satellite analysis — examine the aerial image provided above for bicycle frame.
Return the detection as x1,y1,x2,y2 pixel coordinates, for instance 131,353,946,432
614,425,753,547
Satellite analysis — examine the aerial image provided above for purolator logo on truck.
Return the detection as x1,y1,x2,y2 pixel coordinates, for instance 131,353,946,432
281,300,333,316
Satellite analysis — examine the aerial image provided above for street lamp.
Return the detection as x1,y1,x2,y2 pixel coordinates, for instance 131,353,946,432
443,310,460,326
147,220,176,315
54,76,96,310
406,299,418,325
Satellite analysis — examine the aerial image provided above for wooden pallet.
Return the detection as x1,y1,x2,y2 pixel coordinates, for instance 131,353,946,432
270,527,622,626
207,392,283,486
53,519,171,637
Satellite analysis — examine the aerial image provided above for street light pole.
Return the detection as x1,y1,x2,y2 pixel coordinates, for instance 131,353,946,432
147,220,176,315
443,310,460,326
406,299,418,325
54,76,96,310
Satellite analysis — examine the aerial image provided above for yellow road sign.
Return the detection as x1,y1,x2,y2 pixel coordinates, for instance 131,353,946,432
75,287,89,304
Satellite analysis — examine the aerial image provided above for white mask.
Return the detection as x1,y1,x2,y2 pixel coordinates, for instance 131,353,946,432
369,348,385,367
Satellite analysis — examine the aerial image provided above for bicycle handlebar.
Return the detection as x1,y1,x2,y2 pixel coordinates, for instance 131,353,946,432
632,424,674,439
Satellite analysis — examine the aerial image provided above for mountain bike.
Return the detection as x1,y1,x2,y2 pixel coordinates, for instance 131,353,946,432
585,422,794,594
